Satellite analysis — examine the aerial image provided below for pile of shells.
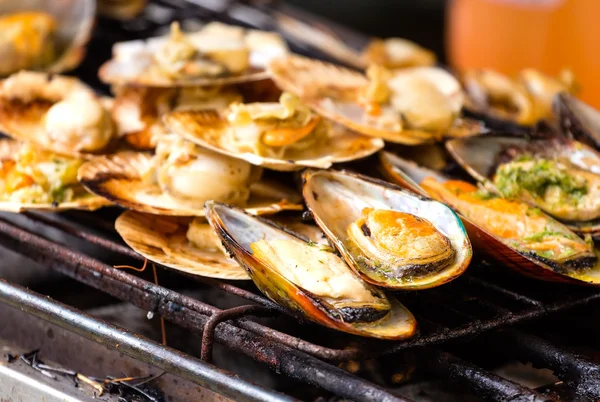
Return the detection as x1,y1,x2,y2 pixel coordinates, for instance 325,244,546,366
4,6,600,340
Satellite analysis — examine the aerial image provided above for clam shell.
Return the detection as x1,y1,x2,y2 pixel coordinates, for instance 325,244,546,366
0,0,95,75
0,139,111,212
379,151,600,286
115,210,249,280
205,201,418,340
269,55,431,144
302,169,472,290
163,109,384,171
77,151,303,216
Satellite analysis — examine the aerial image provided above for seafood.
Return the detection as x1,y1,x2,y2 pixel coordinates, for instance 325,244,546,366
463,69,577,126
115,211,330,280
362,38,436,69
302,169,471,289
98,0,147,20
78,134,302,216
0,71,116,155
268,55,480,144
112,85,242,150
164,92,384,171
379,151,600,285
554,92,600,151
0,0,95,75
99,22,288,87
0,139,110,211
446,134,600,237
116,211,248,280
205,201,417,339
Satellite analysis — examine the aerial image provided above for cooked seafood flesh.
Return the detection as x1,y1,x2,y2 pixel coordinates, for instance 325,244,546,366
100,22,288,86
205,201,417,339
164,91,384,170
302,169,471,289
269,55,476,143
0,71,115,154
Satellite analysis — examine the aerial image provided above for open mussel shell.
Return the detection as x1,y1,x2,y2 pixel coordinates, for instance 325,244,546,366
269,55,427,144
554,92,600,151
205,201,417,340
77,151,303,216
0,0,95,75
302,169,472,290
115,211,249,280
0,139,111,212
163,109,384,172
379,151,600,285
446,133,600,236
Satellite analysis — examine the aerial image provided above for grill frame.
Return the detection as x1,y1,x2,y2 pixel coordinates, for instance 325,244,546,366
0,1,599,401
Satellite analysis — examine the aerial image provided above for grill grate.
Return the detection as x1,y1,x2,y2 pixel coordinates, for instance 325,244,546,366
0,1,600,401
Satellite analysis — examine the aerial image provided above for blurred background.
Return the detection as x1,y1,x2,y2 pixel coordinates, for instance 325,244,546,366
290,0,600,107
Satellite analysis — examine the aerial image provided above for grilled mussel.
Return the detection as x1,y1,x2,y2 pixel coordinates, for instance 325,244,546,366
302,170,471,289
268,55,481,144
205,201,417,339
446,133,600,238
379,151,600,285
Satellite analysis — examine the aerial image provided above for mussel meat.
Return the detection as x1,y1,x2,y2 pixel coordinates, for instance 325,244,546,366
302,169,471,289
205,201,417,339
446,133,600,238
379,151,600,285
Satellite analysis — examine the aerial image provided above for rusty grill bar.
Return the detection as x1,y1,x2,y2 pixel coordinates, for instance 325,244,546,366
1,1,600,401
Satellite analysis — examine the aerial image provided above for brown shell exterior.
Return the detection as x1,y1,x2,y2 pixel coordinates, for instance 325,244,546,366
164,109,384,171
78,151,303,216
115,211,249,280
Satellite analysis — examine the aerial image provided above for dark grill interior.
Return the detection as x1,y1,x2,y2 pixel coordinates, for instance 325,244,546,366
2,1,600,401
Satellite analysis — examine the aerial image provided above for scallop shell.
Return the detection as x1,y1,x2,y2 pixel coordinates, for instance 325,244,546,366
115,210,249,280
0,86,118,158
77,151,303,216
99,25,288,88
269,55,422,143
164,109,384,171
0,0,95,75
0,139,111,212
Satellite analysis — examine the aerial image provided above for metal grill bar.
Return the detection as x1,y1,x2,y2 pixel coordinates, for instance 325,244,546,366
417,348,552,402
0,279,295,402
0,215,407,402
